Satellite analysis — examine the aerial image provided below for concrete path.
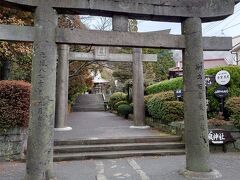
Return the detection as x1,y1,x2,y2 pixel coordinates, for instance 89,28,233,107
54,112,168,140
1,153,240,180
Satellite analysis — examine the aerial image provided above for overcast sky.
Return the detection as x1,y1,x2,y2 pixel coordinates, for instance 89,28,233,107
85,4,240,37
138,3,240,38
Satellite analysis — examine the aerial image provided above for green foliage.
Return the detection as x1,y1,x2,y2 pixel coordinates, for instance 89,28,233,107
147,96,184,123
10,54,32,82
152,91,176,101
146,66,240,117
0,80,31,131
117,104,133,119
160,101,184,123
109,92,127,110
141,48,175,83
226,97,240,129
206,66,240,113
114,101,129,111
146,91,176,120
144,94,154,105
143,49,175,82
146,77,183,95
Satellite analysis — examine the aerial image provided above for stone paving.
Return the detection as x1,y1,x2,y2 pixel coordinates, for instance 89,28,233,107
54,112,168,140
1,153,240,180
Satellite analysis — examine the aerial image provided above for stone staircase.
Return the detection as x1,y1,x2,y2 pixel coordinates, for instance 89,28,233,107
72,94,105,112
53,136,185,161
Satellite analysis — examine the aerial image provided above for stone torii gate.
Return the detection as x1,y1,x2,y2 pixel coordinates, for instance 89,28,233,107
55,45,158,130
0,0,238,179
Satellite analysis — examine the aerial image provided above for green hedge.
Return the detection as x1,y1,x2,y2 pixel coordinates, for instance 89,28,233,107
146,66,240,117
146,91,182,123
0,80,31,131
117,104,133,119
144,94,154,105
109,92,127,110
146,77,183,95
161,101,184,122
147,99,184,123
114,100,128,111
226,97,240,129
145,91,176,117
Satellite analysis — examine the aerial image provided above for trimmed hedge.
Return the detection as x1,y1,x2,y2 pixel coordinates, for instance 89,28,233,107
114,100,128,111
109,92,127,110
161,101,184,122
226,97,240,129
146,91,176,116
146,91,180,122
146,77,183,95
147,99,184,123
144,94,154,105
117,104,133,119
0,80,31,131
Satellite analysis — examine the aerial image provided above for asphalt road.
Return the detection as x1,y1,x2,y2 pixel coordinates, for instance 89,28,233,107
1,153,240,180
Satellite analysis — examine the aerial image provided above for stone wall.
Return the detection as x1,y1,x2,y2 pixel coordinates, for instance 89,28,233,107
145,117,240,152
0,128,27,161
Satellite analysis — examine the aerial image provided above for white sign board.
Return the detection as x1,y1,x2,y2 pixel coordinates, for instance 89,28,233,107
215,70,230,85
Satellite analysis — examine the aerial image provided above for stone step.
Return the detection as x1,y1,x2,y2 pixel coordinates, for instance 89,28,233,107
72,104,105,107
73,101,104,104
74,99,104,102
73,107,104,109
54,136,182,146
72,107,105,112
53,149,185,161
73,94,105,112
75,95,104,103
54,142,185,153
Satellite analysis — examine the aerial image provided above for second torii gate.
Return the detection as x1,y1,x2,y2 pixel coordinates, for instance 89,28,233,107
55,45,158,130
0,0,238,179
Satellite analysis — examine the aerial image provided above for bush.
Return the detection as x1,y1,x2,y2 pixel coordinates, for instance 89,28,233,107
109,92,127,110
226,97,240,129
144,94,154,116
161,101,184,123
146,91,175,106
117,104,133,119
147,99,184,123
114,100,128,110
144,94,154,105
146,91,177,120
0,80,31,131
144,91,176,118
146,77,183,95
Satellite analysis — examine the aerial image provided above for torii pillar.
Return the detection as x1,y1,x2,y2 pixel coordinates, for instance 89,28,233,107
180,18,221,178
25,5,57,180
55,44,72,131
112,15,146,127
132,48,146,127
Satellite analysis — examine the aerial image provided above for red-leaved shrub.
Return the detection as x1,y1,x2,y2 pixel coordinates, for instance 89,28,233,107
0,80,31,131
